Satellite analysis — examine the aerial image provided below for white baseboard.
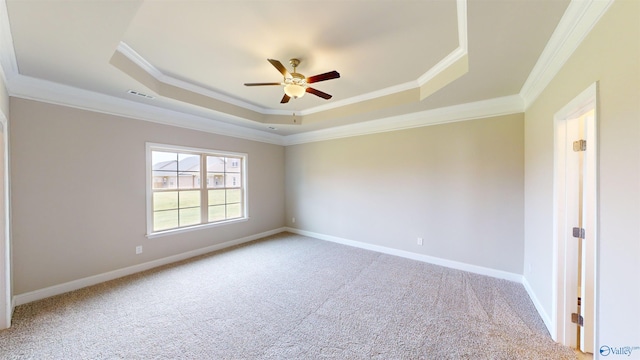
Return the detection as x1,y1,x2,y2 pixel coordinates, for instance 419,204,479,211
13,228,286,306
522,276,554,336
13,226,554,339
285,227,523,283
284,228,558,336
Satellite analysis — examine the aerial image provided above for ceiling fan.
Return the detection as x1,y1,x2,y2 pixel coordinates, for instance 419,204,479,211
244,58,340,104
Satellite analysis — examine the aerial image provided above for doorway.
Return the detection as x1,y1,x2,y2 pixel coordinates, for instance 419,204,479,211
553,83,598,354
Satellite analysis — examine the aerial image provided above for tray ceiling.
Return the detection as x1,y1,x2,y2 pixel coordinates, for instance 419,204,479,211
3,0,571,137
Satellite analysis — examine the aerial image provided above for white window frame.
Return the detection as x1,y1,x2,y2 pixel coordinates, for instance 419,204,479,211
146,143,248,238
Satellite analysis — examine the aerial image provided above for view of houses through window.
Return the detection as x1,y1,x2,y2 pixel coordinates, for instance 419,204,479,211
149,145,246,233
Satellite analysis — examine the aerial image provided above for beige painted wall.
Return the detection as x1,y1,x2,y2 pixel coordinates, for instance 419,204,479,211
10,98,285,294
524,0,639,347
286,114,524,274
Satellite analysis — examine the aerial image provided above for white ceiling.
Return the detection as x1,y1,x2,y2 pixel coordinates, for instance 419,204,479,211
2,0,572,139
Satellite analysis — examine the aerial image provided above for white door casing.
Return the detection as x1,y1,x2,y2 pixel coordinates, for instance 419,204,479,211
552,82,597,353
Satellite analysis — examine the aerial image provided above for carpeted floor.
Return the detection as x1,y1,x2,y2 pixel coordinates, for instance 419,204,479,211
0,232,577,359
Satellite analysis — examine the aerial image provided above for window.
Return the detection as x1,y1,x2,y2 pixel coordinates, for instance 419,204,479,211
147,143,247,236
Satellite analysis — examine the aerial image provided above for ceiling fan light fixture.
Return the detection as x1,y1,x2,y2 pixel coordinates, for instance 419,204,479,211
284,84,306,99
244,58,339,104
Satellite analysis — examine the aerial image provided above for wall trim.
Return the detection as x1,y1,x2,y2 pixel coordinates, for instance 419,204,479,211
2,0,613,148
6,223,556,334
12,228,286,306
519,0,613,109
523,275,554,336
1,0,472,133
285,227,523,283
0,0,11,330
116,42,270,115
552,82,598,349
10,72,526,148
9,74,284,146
416,0,467,87
114,0,469,118
283,94,524,145
287,227,561,332
0,0,18,84
0,111,9,330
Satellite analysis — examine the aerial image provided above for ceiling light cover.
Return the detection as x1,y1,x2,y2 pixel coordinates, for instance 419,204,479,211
284,84,305,99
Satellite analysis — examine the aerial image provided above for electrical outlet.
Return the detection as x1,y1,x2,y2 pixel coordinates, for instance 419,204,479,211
136,245,143,255
292,217,296,224
417,237,423,246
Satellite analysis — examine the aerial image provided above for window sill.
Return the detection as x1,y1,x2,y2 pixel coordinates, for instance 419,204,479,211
146,217,249,239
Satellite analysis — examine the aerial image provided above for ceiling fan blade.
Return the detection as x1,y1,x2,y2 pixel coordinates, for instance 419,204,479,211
306,70,340,84
268,59,291,78
306,87,332,100
244,82,282,86
280,94,291,103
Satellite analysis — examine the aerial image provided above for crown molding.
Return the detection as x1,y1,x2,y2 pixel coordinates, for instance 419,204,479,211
11,69,525,148
10,0,608,148
417,46,466,88
116,41,459,118
283,94,524,146
117,42,270,115
0,0,18,85
10,68,527,148
0,4,283,145
305,0,467,116
10,71,526,149
519,0,614,109
115,0,469,119
417,0,467,87
2,0,473,138
118,41,421,118
9,74,284,145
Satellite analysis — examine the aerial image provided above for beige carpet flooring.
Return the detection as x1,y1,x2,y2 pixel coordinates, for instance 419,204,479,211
0,232,577,359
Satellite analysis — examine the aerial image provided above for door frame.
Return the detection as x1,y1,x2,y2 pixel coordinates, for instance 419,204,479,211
552,82,598,350
0,111,9,330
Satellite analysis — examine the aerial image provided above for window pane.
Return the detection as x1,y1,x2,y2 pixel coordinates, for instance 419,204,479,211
226,203,242,219
153,174,178,190
208,173,225,188
178,154,200,171
176,154,200,189
226,189,242,203
179,207,201,227
154,191,178,211
209,190,225,206
165,177,178,189
152,151,178,190
208,205,225,222
179,191,200,208
154,210,178,231
152,151,178,169
226,157,241,173
207,156,225,172
178,173,200,189
226,173,241,188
